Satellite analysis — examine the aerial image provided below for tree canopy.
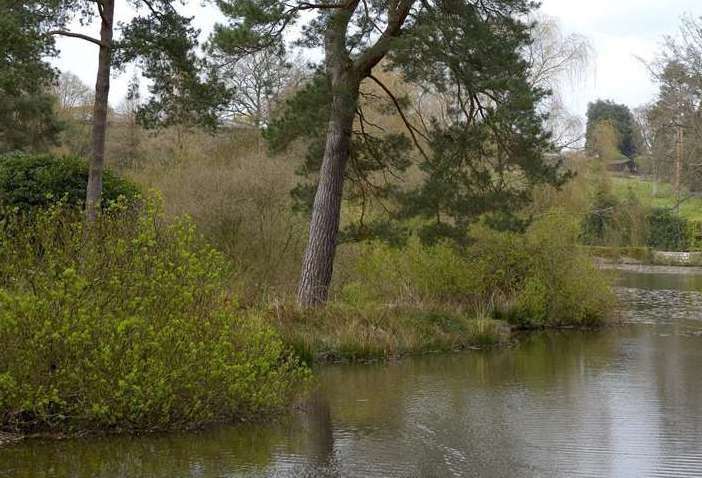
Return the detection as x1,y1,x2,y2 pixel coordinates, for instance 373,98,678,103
0,1,63,152
212,0,573,304
585,99,639,159
217,0,567,239
645,16,702,191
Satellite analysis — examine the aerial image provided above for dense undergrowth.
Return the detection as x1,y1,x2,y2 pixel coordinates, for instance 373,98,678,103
113,133,615,362
0,198,309,434
266,213,615,363
344,215,614,328
0,136,619,434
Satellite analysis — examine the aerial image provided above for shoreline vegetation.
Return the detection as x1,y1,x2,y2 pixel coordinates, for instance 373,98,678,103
0,195,310,438
0,141,619,442
6,0,702,455
267,218,617,363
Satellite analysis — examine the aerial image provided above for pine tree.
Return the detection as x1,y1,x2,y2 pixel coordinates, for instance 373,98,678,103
37,1,227,221
0,1,63,152
214,0,567,305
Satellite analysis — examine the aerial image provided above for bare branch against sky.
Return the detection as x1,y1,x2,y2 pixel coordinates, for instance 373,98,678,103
51,0,702,118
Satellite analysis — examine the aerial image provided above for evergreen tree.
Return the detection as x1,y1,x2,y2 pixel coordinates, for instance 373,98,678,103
35,1,228,222
0,1,63,152
214,0,567,306
585,99,639,158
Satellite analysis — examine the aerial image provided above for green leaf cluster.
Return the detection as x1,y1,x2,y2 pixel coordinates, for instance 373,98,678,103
0,198,308,432
0,153,139,212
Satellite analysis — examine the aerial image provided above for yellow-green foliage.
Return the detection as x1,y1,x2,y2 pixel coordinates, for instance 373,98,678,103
514,212,615,326
0,199,309,433
347,240,479,306
463,225,531,299
347,213,615,328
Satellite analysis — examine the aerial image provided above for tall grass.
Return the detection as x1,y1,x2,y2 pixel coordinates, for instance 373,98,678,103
268,303,510,363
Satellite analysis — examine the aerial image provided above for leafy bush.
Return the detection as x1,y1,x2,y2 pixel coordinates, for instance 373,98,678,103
0,199,308,433
348,239,480,306
646,207,689,251
514,213,615,327
0,152,139,211
348,212,615,328
463,225,531,299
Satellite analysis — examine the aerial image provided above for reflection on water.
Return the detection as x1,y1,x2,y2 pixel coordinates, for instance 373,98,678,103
616,264,702,292
2,266,702,477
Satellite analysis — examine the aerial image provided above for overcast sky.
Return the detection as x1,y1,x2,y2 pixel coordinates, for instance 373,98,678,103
52,0,702,119
540,0,702,117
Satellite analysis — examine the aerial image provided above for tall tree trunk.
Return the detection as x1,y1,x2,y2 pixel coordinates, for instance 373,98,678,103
296,73,358,306
85,0,114,223
296,0,402,306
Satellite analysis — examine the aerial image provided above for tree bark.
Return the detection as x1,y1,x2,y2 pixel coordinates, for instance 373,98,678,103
85,0,114,223
296,71,359,306
294,0,413,306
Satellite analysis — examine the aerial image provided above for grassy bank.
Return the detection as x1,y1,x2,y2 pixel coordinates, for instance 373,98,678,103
263,213,616,364
267,303,511,363
611,176,702,221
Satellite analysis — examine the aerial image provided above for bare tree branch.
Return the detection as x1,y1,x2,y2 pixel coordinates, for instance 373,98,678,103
47,30,105,47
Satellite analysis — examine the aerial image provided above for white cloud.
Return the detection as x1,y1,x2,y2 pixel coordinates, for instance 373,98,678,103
540,0,702,117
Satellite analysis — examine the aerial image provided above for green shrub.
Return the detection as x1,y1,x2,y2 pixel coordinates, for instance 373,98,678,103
646,207,689,251
463,224,531,298
516,213,615,327
0,198,308,433
349,239,479,306
0,152,139,211
348,212,615,328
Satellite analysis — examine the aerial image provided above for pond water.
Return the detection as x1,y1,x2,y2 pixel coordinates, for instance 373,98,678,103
3,266,702,477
